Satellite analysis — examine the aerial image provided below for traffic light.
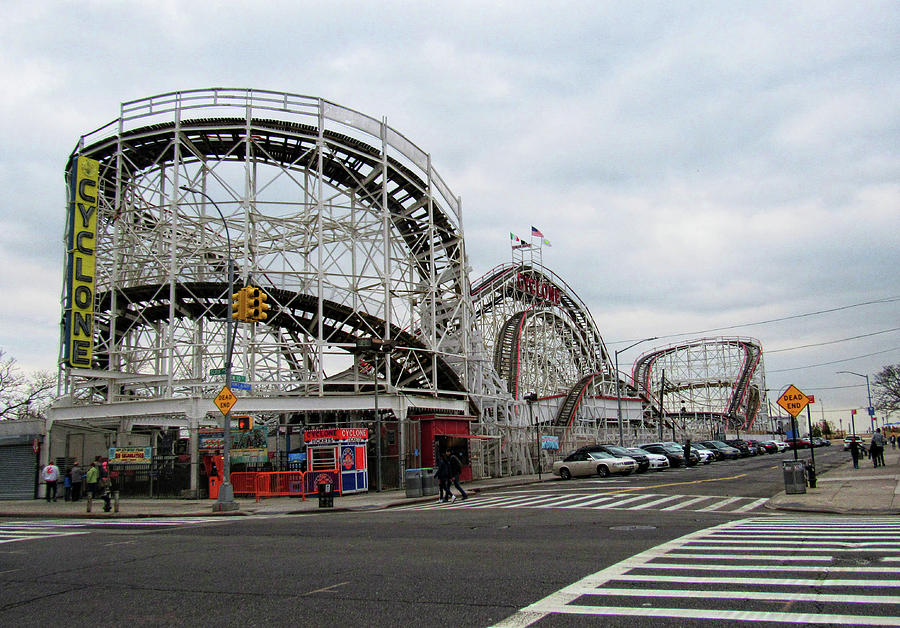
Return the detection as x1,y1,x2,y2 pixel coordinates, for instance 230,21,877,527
245,286,270,322
235,415,252,431
232,288,247,321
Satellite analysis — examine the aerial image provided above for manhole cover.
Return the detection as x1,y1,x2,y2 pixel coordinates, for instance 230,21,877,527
609,525,657,531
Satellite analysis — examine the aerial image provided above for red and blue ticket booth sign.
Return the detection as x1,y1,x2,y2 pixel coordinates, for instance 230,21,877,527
303,428,369,494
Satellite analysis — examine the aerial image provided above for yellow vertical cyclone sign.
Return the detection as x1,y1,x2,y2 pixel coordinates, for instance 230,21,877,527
64,156,100,368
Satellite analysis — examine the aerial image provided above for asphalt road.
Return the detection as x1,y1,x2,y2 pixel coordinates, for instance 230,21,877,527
2,445,888,628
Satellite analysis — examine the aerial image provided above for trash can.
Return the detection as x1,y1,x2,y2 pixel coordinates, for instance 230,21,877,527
405,468,423,497
421,468,438,496
782,459,807,494
318,483,334,508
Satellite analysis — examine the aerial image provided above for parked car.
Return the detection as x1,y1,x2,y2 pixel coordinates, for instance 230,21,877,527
638,442,690,467
691,445,716,464
810,437,831,447
699,440,741,460
785,437,812,449
843,436,865,450
626,447,669,470
575,444,651,473
552,450,637,480
725,439,753,457
746,439,776,454
764,440,788,453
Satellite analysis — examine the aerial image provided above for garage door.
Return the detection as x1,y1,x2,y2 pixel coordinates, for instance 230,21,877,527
0,444,37,499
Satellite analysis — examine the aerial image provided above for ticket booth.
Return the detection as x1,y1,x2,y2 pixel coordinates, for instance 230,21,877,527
413,415,476,482
303,428,369,494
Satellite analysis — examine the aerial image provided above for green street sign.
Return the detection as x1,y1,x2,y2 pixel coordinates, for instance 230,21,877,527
209,368,226,375
231,375,246,382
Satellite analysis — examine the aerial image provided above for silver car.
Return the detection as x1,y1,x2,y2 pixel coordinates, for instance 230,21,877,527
552,450,637,479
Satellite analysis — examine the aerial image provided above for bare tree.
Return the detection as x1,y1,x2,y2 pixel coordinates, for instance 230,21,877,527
873,364,900,416
0,349,56,421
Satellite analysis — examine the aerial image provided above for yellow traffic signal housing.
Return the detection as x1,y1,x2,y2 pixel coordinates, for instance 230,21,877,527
231,288,247,321
245,286,270,322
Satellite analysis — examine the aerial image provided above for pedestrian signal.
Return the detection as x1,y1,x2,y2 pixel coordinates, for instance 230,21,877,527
235,415,252,431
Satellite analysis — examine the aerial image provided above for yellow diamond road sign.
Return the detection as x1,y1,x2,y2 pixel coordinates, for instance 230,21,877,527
777,384,810,418
214,386,238,415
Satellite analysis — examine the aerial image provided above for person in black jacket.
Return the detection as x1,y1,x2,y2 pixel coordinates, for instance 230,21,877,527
434,453,453,503
448,451,467,501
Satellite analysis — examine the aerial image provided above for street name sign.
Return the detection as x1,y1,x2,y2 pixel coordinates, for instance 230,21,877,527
214,386,238,415
232,382,252,391
777,384,811,418
209,368,226,376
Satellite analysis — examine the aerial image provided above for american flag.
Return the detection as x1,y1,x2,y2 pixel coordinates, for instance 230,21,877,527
531,226,544,238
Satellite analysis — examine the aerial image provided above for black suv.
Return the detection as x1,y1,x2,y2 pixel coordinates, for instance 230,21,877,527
575,444,650,473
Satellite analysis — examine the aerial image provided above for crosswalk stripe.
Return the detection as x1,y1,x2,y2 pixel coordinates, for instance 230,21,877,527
401,491,768,513
491,516,900,628
696,496,742,511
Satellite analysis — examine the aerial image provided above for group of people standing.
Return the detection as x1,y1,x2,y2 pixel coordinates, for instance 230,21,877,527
433,450,467,503
41,457,113,511
848,428,892,469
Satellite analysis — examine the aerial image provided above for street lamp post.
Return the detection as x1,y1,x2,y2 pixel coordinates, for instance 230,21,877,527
615,337,658,446
837,370,872,435
180,186,238,512
524,393,540,480
356,337,394,492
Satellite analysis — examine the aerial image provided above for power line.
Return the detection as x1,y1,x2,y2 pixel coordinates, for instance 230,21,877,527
767,346,900,373
609,296,900,346
766,327,900,353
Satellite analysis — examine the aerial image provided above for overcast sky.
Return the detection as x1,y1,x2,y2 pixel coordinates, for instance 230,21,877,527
1,1,897,431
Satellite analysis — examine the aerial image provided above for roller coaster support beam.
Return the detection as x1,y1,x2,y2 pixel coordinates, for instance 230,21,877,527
615,337,657,446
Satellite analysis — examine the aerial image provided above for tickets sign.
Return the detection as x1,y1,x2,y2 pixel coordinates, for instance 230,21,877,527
303,428,369,444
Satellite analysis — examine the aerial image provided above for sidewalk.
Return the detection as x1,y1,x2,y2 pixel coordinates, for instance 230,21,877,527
765,449,900,515
3,455,899,518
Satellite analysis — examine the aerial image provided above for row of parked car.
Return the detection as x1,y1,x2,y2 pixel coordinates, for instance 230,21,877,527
551,437,803,480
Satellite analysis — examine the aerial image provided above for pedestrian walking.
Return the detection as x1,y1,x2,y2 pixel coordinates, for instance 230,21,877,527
849,439,860,469
42,461,60,502
434,451,453,503
69,461,83,502
448,450,467,500
891,434,896,450
871,428,886,468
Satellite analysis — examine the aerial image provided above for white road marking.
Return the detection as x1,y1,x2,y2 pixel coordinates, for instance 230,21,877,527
491,516,900,627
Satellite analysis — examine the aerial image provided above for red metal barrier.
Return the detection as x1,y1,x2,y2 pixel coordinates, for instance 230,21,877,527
254,471,306,502
229,472,259,496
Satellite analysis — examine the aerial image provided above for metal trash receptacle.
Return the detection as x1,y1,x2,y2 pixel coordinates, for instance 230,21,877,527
782,459,807,494
405,469,423,497
420,468,438,496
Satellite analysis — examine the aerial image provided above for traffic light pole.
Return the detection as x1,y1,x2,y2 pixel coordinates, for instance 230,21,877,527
180,185,238,512
217,257,238,511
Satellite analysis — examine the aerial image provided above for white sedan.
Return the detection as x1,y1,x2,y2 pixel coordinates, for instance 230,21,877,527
626,447,669,470
765,440,788,452
692,446,716,464
552,450,637,479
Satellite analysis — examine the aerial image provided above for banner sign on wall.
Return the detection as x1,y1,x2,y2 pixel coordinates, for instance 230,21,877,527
64,156,100,368
108,447,152,465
